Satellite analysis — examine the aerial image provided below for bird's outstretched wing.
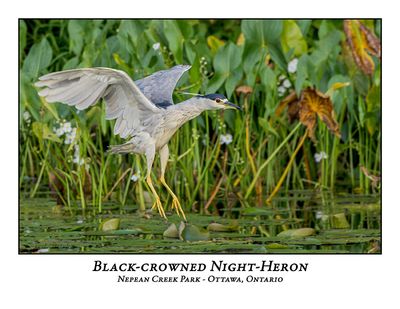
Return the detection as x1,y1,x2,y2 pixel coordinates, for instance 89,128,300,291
134,64,191,108
35,68,161,139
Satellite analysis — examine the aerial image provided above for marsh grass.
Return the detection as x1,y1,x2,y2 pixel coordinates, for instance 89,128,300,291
19,19,381,219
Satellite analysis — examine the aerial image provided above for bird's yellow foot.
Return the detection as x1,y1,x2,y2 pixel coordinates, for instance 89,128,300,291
151,197,167,219
171,197,187,221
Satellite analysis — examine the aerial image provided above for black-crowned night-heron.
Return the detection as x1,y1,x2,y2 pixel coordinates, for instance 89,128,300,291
35,65,241,220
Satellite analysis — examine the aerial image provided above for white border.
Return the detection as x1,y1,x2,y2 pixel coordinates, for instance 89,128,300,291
2,1,399,308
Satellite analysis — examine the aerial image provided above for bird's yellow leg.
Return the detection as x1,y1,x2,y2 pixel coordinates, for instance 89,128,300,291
159,144,187,220
146,175,166,219
160,176,187,221
145,145,166,219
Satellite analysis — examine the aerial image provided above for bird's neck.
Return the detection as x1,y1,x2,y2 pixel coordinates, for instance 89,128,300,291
172,97,212,123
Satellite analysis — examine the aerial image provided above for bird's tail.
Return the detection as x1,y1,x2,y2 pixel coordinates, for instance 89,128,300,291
107,142,133,154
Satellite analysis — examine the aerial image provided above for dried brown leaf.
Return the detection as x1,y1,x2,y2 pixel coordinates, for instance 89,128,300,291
275,90,298,119
344,20,381,75
298,88,341,142
277,88,341,142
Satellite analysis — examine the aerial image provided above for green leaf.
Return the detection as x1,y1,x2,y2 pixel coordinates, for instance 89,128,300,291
207,35,225,55
100,218,121,231
243,44,263,71
107,229,144,236
281,20,308,57
206,72,226,94
242,20,286,70
214,42,242,73
310,29,342,70
163,223,179,238
332,213,350,229
242,43,265,84
318,20,338,39
19,20,27,65
258,117,279,137
22,37,53,79
296,20,312,36
277,228,316,238
68,20,86,55
326,75,351,112
259,65,276,91
113,53,133,75
208,42,243,96
184,41,197,64
207,222,239,232
225,67,243,98
242,20,283,46
268,44,287,71
241,207,275,216
258,117,269,132
180,223,209,241
32,122,62,149
163,20,184,63
62,57,79,70
365,84,380,135
34,122,61,143
187,55,201,94
358,96,366,126
118,20,144,48
295,54,309,96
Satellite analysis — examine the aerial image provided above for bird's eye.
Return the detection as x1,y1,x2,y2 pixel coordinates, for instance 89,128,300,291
215,98,221,103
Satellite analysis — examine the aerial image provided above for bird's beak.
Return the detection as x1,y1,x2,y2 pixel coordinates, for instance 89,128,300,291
224,101,242,110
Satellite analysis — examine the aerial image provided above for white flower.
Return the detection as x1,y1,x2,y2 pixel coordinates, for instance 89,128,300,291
54,127,64,137
72,144,84,165
278,74,286,81
283,79,292,88
131,169,141,182
220,133,233,145
62,122,72,133
23,111,31,123
314,151,328,163
152,42,160,50
277,86,286,96
64,128,77,145
131,174,139,182
288,58,299,73
53,121,74,139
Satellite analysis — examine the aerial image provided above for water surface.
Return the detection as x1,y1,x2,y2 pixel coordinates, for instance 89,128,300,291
19,191,381,254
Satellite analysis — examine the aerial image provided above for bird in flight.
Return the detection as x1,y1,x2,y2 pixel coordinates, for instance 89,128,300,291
35,65,241,220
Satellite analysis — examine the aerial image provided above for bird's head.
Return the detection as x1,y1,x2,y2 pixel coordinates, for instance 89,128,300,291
195,94,242,111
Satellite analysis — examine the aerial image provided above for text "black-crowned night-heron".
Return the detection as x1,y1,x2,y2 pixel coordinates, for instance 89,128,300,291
35,65,241,220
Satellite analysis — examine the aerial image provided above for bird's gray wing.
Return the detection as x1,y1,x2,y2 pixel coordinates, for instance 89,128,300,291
35,67,161,139
134,64,191,108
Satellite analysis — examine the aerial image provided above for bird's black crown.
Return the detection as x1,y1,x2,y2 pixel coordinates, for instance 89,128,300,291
198,93,227,100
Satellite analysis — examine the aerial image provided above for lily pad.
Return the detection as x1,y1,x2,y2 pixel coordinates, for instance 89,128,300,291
332,213,350,229
100,218,120,231
277,228,315,238
180,223,209,242
241,207,275,216
207,222,239,232
266,243,289,249
163,223,179,238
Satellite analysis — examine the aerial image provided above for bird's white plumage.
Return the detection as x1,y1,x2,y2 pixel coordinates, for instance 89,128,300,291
35,67,161,139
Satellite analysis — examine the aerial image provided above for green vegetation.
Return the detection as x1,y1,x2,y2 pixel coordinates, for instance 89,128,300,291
19,20,381,253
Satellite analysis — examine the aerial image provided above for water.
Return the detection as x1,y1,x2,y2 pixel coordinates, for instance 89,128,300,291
19,191,381,253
